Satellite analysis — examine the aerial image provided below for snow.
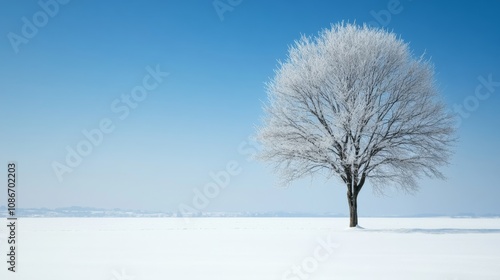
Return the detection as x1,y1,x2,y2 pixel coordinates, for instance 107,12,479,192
258,24,454,193
1,217,499,279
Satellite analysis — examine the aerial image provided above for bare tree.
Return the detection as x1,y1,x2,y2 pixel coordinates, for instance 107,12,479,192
256,23,455,227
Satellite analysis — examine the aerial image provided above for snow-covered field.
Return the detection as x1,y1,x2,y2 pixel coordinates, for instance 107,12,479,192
1,217,499,279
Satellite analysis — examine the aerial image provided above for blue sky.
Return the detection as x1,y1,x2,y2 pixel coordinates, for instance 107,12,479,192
0,0,499,216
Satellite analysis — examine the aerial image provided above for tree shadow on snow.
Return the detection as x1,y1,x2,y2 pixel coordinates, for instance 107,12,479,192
365,228,500,234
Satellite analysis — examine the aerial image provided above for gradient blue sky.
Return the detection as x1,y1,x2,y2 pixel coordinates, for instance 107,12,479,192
0,0,499,216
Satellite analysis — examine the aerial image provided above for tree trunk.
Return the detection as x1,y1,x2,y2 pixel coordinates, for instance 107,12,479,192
346,172,364,227
348,192,358,227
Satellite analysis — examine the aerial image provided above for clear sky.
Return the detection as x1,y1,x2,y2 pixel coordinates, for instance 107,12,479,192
0,0,499,216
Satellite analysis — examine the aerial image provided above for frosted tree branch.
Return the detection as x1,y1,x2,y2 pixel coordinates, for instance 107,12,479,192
256,23,455,195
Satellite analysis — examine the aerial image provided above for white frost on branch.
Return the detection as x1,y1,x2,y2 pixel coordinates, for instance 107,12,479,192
257,23,455,194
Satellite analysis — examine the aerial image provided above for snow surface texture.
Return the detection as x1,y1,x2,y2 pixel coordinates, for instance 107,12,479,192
1,218,499,279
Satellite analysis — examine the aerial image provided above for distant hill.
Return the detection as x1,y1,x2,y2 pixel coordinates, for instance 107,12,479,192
0,206,498,218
